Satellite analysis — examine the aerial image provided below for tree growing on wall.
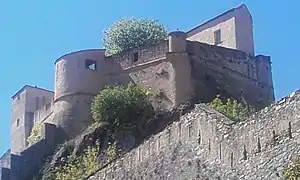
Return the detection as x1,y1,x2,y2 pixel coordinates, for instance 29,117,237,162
27,123,43,145
91,83,154,129
103,17,168,56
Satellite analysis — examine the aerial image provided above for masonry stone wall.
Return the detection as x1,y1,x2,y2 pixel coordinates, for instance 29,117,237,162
188,17,237,51
110,40,168,70
11,86,54,155
0,149,11,180
87,90,299,180
187,4,254,55
187,40,274,109
11,90,27,154
10,123,57,180
34,102,53,124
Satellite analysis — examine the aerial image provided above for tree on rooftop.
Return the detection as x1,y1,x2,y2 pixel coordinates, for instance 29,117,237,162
103,17,168,56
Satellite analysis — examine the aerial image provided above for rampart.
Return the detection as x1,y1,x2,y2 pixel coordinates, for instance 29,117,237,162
110,40,169,70
10,123,57,180
87,90,300,179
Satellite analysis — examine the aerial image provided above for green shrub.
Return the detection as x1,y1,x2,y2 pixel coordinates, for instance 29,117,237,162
283,156,300,180
55,146,100,180
103,17,167,56
27,123,43,145
107,142,117,161
208,95,254,121
91,83,154,129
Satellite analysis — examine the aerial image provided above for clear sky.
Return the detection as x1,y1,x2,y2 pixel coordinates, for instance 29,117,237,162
0,0,299,155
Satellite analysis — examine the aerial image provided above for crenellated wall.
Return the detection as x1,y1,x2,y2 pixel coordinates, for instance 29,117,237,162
87,90,300,180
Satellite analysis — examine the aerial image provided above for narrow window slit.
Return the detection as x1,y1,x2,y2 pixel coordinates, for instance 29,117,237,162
219,143,222,159
197,130,201,145
133,52,138,62
243,145,247,160
272,130,278,145
257,137,261,153
288,122,292,139
230,153,234,167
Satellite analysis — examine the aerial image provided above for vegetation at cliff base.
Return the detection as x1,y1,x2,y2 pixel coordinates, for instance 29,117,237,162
103,17,168,56
283,156,300,180
91,83,154,129
55,146,100,180
27,123,43,145
208,96,254,121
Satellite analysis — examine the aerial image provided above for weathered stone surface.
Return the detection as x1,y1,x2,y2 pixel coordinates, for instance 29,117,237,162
87,90,300,180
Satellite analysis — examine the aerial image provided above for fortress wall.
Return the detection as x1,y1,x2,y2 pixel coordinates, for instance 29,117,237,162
88,90,300,180
126,59,176,109
188,41,274,109
54,49,107,100
187,17,237,51
10,123,57,180
187,41,257,79
191,55,273,109
111,40,169,70
0,149,11,172
52,94,95,139
33,102,53,124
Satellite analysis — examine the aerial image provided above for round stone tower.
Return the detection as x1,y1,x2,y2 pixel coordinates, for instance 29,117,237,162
168,31,187,52
53,49,113,139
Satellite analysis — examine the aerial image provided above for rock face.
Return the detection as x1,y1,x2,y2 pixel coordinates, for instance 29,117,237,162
87,90,300,180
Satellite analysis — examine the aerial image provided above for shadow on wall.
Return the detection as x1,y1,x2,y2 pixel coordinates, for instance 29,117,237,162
10,123,57,180
0,167,10,180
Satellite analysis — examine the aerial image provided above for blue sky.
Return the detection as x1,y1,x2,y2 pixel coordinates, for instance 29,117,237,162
0,0,299,154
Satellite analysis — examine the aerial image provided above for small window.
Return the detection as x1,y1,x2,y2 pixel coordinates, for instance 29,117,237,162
45,103,50,110
205,74,210,81
16,118,20,127
133,52,138,62
36,97,39,110
17,95,20,100
214,29,221,45
85,59,97,71
42,96,46,106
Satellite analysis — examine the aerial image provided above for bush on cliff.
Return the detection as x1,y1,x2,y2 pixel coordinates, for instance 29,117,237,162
103,17,168,56
208,96,254,121
91,83,154,129
27,123,43,145
283,156,300,180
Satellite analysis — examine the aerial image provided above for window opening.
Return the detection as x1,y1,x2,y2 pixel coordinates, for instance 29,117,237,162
16,118,20,127
133,52,138,62
36,97,39,110
214,29,221,45
85,59,97,71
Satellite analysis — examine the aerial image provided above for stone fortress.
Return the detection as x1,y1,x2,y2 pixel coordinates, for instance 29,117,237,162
0,4,283,180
